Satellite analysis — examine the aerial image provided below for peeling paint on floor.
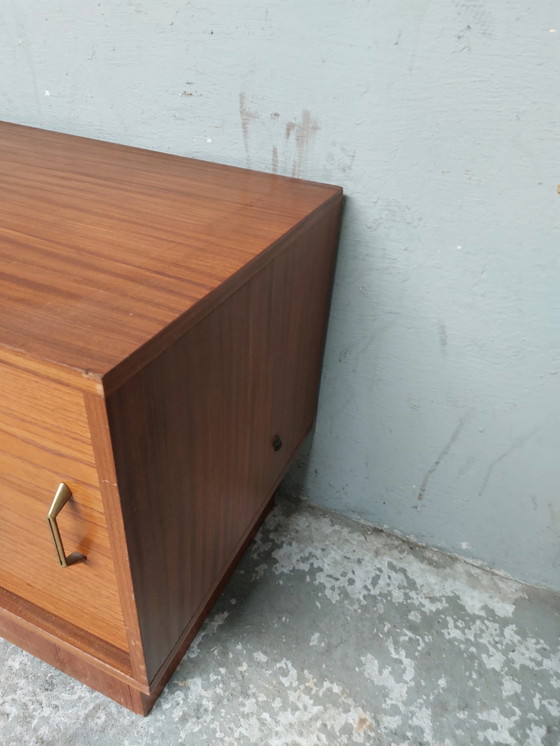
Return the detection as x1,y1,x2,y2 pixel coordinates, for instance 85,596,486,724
0,495,559,745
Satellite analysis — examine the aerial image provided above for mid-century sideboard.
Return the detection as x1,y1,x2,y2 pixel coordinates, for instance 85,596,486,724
0,122,342,714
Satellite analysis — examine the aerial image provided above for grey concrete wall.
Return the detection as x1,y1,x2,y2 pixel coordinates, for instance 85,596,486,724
1,1,559,590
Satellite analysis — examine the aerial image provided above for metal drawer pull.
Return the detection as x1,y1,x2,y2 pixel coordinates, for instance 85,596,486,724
47,483,86,568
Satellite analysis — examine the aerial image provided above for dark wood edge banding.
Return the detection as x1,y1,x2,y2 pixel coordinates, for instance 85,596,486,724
84,392,149,686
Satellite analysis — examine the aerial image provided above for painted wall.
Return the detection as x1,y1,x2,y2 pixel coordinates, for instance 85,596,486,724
1,1,559,590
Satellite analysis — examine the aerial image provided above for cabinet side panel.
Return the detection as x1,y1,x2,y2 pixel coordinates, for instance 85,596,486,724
106,201,341,681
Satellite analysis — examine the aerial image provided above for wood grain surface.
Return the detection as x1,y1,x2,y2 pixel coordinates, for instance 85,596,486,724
0,585,134,680
84,392,148,685
106,205,341,681
0,121,341,388
0,361,129,651
0,121,343,711
0,589,148,713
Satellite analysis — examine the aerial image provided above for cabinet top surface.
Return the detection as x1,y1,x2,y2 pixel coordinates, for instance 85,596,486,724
0,122,341,382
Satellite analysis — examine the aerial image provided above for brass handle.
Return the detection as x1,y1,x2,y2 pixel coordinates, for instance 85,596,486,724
47,483,86,568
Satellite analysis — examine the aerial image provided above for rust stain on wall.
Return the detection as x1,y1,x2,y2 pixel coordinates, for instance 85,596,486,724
285,109,320,178
239,92,258,164
285,121,296,140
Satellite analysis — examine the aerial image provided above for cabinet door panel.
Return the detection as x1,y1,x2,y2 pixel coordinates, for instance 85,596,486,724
107,267,276,679
106,212,339,681
267,206,341,479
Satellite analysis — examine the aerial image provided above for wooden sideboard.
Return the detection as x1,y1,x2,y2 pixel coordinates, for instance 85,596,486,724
0,122,342,714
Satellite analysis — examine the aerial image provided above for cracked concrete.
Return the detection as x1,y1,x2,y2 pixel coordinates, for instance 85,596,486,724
0,494,559,745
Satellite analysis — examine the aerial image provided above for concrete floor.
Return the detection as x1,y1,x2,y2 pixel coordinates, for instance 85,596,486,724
0,495,559,745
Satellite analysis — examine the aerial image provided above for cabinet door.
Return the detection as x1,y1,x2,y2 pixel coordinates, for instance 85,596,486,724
106,210,339,680
0,363,129,652
106,269,277,679
257,206,341,490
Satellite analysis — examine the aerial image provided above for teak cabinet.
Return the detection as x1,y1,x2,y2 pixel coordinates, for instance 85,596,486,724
0,122,342,714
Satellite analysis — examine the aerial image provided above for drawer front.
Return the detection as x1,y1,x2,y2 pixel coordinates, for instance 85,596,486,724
0,362,128,652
